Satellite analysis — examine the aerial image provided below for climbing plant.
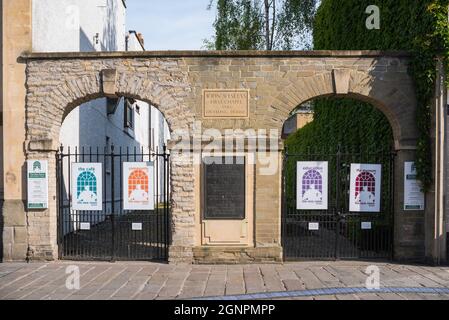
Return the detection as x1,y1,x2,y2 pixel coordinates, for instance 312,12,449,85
288,0,449,191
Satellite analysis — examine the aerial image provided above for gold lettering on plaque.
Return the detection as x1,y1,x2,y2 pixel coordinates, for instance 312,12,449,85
203,90,249,119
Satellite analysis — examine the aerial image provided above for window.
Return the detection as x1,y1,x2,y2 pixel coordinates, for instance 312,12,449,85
106,97,119,115
124,99,134,129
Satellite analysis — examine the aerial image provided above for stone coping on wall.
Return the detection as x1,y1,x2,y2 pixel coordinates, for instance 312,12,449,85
20,50,411,60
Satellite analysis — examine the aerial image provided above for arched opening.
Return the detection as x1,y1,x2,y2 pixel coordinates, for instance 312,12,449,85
57,95,171,262
281,96,395,261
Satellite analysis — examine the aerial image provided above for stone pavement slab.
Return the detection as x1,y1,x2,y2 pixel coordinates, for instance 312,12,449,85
0,261,449,300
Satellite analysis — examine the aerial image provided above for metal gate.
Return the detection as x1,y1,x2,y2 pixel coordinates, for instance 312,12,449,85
282,146,395,261
57,145,170,261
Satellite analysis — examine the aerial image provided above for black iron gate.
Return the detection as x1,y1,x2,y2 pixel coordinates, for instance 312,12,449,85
57,145,170,261
282,147,395,261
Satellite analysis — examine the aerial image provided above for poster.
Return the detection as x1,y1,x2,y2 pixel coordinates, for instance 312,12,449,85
297,161,328,210
27,160,48,209
404,162,425,211
349,164,382,212
71,163,102,211
123,162,155,210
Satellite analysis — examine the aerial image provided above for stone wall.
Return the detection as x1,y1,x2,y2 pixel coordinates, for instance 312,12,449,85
13,51,424,263
1,0,32,262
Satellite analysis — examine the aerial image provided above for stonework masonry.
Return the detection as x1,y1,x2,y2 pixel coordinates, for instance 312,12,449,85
1,0,32,262
7,50,430,263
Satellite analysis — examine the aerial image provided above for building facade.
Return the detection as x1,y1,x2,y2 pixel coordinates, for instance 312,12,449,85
1,2,447,265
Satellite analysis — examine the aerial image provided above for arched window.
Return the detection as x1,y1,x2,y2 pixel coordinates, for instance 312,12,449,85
128,169,149,197
355,171,375,197
302,169,323,196
77,171,97,198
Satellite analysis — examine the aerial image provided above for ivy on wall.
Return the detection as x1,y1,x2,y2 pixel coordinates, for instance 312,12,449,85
287,0,449,191
285,98,393,153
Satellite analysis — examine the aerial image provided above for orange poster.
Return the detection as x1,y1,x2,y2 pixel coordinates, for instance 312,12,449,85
123,162,154,210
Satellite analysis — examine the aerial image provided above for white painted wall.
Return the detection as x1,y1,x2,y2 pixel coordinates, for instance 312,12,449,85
32,0,126,52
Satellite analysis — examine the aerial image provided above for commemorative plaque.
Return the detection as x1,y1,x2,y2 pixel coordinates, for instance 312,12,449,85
203,157,245,219
203,89,249,119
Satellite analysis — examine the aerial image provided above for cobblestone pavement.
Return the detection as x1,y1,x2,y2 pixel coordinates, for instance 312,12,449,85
1,261,449,300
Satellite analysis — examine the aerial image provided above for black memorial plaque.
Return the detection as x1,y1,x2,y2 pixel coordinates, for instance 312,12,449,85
203,157,245,219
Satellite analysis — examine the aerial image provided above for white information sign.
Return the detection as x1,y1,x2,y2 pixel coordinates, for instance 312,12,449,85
123,162,155,210
308,222,320,231
27,160,48,209
71,163,103,211
80,222,91,230
349,164,382,212
361,222,372,230
297,161,328,210
132,223,143,231
404,162,425,211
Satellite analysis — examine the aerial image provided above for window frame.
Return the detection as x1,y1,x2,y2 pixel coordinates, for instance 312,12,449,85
124,98,134,130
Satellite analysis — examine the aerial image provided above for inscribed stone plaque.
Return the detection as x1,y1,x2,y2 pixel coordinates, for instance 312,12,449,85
203,89,249,119
203,157,245,219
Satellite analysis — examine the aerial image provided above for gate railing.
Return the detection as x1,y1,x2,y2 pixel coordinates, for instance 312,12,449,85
56,145,170,262
282,145,396,261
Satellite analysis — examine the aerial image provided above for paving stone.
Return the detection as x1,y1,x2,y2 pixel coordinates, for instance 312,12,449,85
203,286,226,297
135,292,157,300
293,268,325,289
335,294,360,300
355,293,383,300
308,266,344,287
376,293,404,300
313,295,338,300
282,279,306,291
158,285,184,298
325,266,366,287
1,261,449,300
225,285,245,296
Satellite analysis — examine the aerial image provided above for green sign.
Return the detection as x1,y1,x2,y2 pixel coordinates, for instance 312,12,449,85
27,160,48,209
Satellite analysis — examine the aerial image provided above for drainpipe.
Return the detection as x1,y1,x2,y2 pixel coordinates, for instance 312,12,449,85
443,5,449,264
149,105,152,152
435,57,446,264
441,62,449,263
442,74,449,264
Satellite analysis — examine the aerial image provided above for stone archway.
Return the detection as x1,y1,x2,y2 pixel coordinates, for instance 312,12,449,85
272,69,419,261
268,69,418,150
25,60,196,262
11,51,430,264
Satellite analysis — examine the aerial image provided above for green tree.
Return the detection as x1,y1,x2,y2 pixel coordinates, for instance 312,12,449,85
206,0,319,50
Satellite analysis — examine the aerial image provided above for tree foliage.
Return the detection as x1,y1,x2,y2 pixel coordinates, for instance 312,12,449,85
206,0,319,50
289,0,449,191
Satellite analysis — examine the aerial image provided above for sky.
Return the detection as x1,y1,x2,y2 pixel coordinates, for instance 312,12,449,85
126,0,216,50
